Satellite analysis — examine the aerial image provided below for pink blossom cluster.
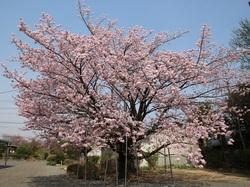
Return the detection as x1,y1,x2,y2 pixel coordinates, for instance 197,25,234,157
3,13,245,166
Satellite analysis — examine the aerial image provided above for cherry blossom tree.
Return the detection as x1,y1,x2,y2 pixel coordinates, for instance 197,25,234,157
3,5,244,178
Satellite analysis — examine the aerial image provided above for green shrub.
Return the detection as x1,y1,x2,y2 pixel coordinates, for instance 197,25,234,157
66,156,101,179
67,162,100,179
0,143,5,159
172,164,194,169
101,149,115,161
88,155,100,166
64,159,77,166
33,149,49,160
46,153,65,165
230,149,250,169
55,152,65,163
100,149,117,174
12,140,48,160
47,160,57,166
44,152,49,159
67,164,84,178
14,143,32,159
0,142,7,156
145,153,159,170
47,154,57,162
64,147,80,160
87,156,101,178
140,166,150,171
204,148,250,170
203,148,225,168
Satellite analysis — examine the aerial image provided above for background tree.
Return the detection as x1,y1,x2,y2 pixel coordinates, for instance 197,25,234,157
226,84,250,149
227,18,250,149
3,5,244,178
230,18,250,69
201,18,250,170
2,134,28,147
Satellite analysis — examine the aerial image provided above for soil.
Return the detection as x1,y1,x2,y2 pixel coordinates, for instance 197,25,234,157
129,168,250,186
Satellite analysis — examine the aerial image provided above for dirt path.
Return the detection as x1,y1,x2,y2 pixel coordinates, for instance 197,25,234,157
0,160,250,187
0,160,80,187
173,168,250,184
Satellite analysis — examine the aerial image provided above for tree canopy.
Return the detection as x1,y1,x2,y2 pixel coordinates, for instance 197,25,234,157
3,6,245,173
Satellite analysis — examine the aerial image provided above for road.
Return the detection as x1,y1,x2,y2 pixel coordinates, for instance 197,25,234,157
0,160,250,187
0,160,84,187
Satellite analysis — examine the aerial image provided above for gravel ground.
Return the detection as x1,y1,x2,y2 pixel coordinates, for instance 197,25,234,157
0,160,250,187
0,160,69,187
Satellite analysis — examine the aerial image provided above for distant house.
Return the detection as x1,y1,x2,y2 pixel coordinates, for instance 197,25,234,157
0,139,17,156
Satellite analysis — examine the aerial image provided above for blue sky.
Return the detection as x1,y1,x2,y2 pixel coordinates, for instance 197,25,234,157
0,0,249,137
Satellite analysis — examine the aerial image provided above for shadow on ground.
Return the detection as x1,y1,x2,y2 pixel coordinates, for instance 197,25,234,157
0,165,14,169
28,175,78,187
128,181,210,187
28,175,214,187
28,175,106,187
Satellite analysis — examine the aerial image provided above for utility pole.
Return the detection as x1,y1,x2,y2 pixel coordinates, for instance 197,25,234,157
4,141,9,167
124,135,128,187
167,148,173,179
164,146,167,176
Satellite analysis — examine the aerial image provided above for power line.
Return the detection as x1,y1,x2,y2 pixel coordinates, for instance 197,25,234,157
0,125,23,128
0,89,18,94
0,99,16,104
0,122,24,124
0,114,19,117
0,107,18,110
0,112,19,114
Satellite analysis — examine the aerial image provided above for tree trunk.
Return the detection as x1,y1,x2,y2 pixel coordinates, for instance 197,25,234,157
118,151,125,179
118,151,136,179
117,140,137,180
